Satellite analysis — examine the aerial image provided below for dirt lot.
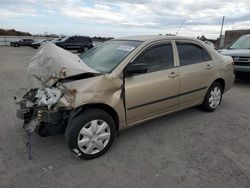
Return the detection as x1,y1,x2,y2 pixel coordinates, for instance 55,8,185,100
0,46,250,188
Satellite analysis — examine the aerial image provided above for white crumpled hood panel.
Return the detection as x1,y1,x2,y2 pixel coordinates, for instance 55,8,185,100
27,42,98,87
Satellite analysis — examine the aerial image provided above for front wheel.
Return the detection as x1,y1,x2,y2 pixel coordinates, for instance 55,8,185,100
202,82,223,112
65,109,116,160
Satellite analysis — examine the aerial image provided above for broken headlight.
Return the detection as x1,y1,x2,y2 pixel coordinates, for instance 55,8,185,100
35,87,62,109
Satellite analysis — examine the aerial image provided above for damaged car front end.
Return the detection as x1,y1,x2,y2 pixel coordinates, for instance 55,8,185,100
16,87,70,136
16,42,100,136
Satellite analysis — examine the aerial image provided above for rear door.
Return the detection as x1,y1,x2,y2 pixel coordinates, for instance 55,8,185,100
125,41,180,124
75,37,83,49
20,39,25,46
175,41,215,108
65,37,76,49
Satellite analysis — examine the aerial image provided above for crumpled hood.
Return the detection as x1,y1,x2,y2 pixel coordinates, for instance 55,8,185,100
27,42,98,87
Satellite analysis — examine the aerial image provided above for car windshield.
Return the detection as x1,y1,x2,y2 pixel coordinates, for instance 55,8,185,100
79,40,142,73
51,38,59,42
229,35,250,49
60,37,69,42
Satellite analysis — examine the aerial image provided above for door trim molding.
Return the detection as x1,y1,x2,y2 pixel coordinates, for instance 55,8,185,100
127,86,207,110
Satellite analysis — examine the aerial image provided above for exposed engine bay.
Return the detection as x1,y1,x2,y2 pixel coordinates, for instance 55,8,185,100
16,87,68,136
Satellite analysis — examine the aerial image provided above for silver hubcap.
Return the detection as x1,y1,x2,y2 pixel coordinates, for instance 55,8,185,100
77,120,111,155
209,87,222,109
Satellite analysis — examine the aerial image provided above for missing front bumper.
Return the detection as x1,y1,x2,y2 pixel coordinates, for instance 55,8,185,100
17,107,68,136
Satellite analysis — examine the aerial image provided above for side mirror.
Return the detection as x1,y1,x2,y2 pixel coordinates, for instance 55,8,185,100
125,63,147,76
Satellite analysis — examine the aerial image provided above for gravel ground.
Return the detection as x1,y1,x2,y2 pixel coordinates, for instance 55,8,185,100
0,46,250,188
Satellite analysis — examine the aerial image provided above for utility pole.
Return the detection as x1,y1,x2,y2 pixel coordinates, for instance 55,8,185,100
219,16,225,49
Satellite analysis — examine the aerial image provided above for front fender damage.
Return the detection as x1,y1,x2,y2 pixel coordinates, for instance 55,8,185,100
60,74,126,127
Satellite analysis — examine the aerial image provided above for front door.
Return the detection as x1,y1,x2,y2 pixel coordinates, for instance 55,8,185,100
124,42,180,124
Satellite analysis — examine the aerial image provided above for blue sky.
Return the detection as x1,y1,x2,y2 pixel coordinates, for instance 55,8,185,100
1,0,250,39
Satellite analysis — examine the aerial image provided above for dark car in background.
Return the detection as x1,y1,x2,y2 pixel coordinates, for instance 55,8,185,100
10,39,34,47
219,34,250,74
55,36,93,52
30,39,48,49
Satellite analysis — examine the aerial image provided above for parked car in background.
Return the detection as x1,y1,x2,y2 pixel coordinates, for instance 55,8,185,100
16,35,234,160
204,40,215,49
55,36,93,52
218,34,250,74
30,39,48,49
10,39,34,47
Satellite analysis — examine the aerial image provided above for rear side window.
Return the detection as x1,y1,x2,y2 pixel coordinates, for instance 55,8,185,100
135,43,174,73
74,37,80,42
86,37,92,43
176,42,211,66
68,37,74,42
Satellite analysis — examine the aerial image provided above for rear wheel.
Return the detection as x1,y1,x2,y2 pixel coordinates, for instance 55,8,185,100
202,82,223,112
83,46,89,52
65,109,116,160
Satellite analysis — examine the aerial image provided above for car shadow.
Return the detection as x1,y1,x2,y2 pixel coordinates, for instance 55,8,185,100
234,74,250,86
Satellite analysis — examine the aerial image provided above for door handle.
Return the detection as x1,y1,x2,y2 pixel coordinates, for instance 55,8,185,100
205,64,213,69
168,72,179,78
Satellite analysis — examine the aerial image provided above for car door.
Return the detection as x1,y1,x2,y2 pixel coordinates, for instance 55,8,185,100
175,41,215,108
24,39,30,45
124,41,180,124
65,37,75,49
73,37,82,50
19,39,25,46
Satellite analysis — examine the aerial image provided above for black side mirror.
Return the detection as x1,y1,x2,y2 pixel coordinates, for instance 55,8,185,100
125,63,147,76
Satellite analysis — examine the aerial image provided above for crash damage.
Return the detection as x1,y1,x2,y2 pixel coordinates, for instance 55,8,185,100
16,42,125,138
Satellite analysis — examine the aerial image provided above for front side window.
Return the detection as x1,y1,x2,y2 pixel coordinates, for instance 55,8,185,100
79,40,142,73
134,43,174,73
176,42,211,66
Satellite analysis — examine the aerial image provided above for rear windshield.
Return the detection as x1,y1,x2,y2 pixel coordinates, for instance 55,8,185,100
79,40,142,73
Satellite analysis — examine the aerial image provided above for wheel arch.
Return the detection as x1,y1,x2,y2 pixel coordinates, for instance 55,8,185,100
69,103,120,131
213,78,225,93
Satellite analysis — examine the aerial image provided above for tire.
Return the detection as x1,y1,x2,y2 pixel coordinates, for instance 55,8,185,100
65,109,116,160
83,46,89,52
14,43,19,47
202,82,223,112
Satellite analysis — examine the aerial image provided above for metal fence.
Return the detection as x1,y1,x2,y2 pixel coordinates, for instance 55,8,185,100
0,36,56,46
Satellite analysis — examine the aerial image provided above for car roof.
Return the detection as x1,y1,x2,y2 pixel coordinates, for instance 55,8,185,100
117,35,197,42
71,36,90,38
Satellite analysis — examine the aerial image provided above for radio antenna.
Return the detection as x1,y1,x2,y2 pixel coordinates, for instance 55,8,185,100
176,20,185,35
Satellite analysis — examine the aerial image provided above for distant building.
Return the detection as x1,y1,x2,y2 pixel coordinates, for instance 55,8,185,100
224,29,250,47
